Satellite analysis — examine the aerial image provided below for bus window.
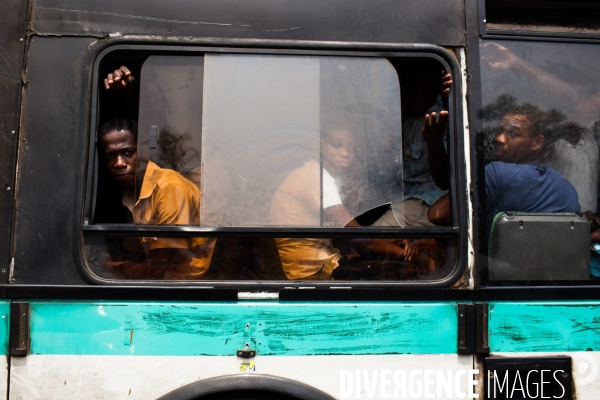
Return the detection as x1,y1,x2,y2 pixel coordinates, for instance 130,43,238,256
478,40,600,282
85,51,461,283
485,0,600,35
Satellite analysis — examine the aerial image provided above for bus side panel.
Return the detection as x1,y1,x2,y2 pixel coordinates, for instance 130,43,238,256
11,354,474,399
9,300,469,399
30,0,465,46
0,0,27,284
488,301,600,397
14,36,95,284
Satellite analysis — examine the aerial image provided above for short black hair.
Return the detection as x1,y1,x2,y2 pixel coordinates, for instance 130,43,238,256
98,118,138,141
506,104,547,139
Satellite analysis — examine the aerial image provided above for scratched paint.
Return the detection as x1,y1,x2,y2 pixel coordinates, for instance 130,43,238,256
489,301,600,352
27,301,457,356
0,301,9,355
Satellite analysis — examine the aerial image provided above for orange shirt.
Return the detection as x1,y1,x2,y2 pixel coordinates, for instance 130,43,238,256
269,160,340,279
122,160,214,279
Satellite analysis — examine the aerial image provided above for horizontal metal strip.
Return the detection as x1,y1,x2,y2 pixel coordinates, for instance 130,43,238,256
5,286,600,301
82,224,459,238
27,301,458,356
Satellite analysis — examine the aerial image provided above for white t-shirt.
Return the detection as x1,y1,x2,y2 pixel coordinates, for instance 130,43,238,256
322,169,343,209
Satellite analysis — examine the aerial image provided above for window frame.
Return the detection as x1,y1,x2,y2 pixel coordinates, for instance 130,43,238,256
81,42,468,288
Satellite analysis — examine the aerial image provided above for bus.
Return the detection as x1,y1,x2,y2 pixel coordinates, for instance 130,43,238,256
2,0,600,398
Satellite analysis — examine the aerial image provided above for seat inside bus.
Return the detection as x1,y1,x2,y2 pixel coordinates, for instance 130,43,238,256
488,212,590,281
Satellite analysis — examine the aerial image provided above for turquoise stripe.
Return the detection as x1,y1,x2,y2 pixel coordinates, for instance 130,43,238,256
0,302,10,355
27,301,457,356
489,301,600,352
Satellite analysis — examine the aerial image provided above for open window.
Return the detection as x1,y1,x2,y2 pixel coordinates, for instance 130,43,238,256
83,47,464,285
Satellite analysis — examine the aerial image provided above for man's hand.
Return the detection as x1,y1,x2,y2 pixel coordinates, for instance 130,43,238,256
422,111,449,147
103,260,163,279
392,239,418,262
441,70,452,97
104,66,135,90
481,42,519,71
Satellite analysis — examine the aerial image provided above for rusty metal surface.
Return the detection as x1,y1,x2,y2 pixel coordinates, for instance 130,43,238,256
31,0,465,45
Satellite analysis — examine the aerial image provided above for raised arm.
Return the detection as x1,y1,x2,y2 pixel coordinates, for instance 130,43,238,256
104,66,136,90
422,111,450,191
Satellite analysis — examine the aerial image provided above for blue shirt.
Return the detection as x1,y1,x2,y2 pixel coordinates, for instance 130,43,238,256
485,161,580,224
402,98,448,205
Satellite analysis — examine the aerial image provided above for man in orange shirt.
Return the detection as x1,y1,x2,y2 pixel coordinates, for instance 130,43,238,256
99,117,214,279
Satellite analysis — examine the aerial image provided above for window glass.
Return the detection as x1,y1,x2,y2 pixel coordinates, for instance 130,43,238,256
202,54,403,227
485,0,600,34
89,52,457,282
85,235,457,281
479,40,600,282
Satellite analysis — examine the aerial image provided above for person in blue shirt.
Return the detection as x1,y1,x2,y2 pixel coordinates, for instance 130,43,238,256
429,105,580,226
485,105,580,224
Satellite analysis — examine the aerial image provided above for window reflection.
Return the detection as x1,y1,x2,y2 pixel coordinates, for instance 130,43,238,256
480,40,600,282
85,236,456,281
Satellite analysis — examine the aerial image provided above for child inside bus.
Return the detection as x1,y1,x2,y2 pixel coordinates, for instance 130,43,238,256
268,126,433,280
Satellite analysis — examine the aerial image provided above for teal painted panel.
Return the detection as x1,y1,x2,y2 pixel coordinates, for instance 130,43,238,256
489,301,600,352
27,301,457,356
0,302,10,355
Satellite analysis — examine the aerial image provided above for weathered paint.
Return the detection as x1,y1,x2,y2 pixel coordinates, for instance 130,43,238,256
27,301,458,355
10,354,473,399
0,301,9,355
489,301,600,352
0,301,9,400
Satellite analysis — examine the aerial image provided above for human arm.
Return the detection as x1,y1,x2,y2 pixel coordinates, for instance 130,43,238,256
324,204,417,261
481,42,578,100
427,193,451,226
99,64,141,121
104,66,136,89
422,111,450,190
441,70,452,97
